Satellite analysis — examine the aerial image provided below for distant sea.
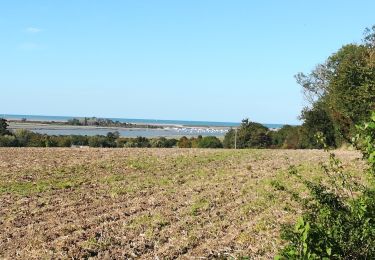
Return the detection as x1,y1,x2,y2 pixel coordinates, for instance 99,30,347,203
1,114,284,129
2,114,286,137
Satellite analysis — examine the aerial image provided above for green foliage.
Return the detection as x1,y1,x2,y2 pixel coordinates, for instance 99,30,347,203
122,136,151,148
178,136,223,148
300,102,337,148
178,136,192,148
197,136,223,148
68,118,81,126
223,119,271,148
0,135,17,147
0,118,11,136
297,27,375,146
149,137,177,148
0,128,180,148
353,111,375,174
67,117,160,129
270,125,304,149
14,129,32,146
327,44,375,141
276,114,375,259
88,135,116,148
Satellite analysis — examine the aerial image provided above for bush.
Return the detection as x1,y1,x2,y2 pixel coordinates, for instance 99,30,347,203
223,119,271,148
178,136,192,148
276,113,375,259
0,135,18,147
122,136,150,148
14,129,33,146
150,137,177,148
0,118,11,136
197,136,223,148
88,136,109,147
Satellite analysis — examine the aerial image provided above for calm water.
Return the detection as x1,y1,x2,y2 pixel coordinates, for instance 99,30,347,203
2,114,284,128
28,128,228,138
3,114,285,137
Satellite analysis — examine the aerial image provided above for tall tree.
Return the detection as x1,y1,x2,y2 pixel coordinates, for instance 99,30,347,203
296,26,375,143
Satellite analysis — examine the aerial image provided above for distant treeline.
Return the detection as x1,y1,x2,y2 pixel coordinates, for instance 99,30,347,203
0,126,175,148
2,110,373,149
66,117,161,129
0,121,227,148
12,117,161,129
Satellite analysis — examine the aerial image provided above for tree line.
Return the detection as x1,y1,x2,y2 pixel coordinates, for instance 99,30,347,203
0,121,226,148
0,125,176,148
66,117,161,129
0,117,332,149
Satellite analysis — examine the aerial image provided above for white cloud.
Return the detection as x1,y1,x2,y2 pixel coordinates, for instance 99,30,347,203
26,27,42,33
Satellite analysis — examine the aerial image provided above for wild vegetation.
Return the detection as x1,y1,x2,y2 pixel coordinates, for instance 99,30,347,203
177,135,223,148
66,117,161,128
276,113,375,259
9,117,161,129
0,128,178,148
274,26,375,259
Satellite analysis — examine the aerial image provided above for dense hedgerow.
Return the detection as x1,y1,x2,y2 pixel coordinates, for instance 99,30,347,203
0,127,179,148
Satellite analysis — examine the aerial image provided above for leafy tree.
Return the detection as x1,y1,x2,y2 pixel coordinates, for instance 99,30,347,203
106,131,120,147
296,27,375,144
270,125,304,149
223,128,236,148
178,136,192,148
70,135,89,146
197,136,223,148
0,118,11,136
300,101,337,148
68,118,81,126
124,136,150,148
150,137,177,148
55,136,72,147
223,119,271,148
191,135,202,148
88,136,108,147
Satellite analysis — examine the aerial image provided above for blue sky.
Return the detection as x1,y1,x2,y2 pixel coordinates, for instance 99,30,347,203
1,1,374,124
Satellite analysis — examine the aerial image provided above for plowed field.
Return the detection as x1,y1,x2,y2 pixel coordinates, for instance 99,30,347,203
0,148,365,259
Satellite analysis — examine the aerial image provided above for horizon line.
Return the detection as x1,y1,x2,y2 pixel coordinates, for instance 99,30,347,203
1,113,295,126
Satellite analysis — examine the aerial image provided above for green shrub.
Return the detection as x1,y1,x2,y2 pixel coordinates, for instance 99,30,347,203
223,119,271,148
0,135,18,147
276,112,375,259
150,137,177,148
178,136,192,148
0,118,11,136
197,136,223,148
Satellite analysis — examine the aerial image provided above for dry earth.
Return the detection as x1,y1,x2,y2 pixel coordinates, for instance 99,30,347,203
0,148,366,259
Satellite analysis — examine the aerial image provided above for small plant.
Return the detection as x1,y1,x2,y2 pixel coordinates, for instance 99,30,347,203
276,113,375,259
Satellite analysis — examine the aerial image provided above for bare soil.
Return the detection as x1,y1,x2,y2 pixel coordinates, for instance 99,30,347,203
0,148,365,259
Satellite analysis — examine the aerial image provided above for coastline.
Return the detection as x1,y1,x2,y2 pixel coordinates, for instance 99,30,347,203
3,115,284,138
7,121,230,138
